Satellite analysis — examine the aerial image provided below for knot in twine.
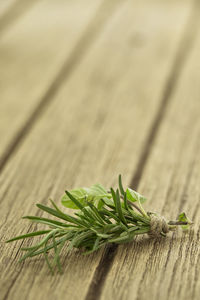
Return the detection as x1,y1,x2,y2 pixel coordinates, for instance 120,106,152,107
148,213,169,237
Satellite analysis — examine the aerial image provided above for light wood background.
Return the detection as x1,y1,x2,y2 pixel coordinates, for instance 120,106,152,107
0,0,199,299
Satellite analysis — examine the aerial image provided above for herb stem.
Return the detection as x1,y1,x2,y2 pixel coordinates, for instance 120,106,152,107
6,175,192,274
127,200,145,216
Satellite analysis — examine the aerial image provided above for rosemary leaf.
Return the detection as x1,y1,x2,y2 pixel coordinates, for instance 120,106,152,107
6,175,193,274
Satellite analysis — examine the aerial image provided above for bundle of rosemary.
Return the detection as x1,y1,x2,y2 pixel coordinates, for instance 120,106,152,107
7,175,192,274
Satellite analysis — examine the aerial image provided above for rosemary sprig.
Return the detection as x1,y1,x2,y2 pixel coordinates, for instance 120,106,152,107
6,175,193,274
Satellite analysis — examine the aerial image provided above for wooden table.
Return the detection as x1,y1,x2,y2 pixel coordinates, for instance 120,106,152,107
0,0,199,299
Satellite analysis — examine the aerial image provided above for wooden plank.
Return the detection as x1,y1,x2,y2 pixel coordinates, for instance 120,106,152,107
0,0,20,19
0,0,193,299
0,0,105,166
0,0,39,35
0,0,17,17
100,6,200,300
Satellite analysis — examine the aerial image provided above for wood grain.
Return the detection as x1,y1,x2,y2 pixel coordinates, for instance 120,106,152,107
100,3,200,300
0,0,17,18
0,0,104,166
0,0,39,35
0,0,197,300
0,0,23,20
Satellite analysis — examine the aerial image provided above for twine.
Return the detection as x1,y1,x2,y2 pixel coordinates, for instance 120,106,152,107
148,213,170,237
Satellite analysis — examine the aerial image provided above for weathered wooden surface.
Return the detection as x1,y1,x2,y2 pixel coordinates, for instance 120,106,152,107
0,0,105,167
0,0,39,34
100,5,200,300
0,0,199,300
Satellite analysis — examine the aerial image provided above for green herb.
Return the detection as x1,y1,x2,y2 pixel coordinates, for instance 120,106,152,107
6,175,193,274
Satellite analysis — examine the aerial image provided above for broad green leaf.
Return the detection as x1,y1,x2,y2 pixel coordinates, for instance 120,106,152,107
61,184,111,209
96,199,104,210
126,188,147,204
178,212,193,230
65,191,86,211
61,188,88,209
86,184,111,200
102,197,115,207
87,184,111,209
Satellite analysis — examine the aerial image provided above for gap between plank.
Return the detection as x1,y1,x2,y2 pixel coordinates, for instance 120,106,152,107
0,0,39,35
85,1,200,299
1,1,123,298
0,0,122,175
